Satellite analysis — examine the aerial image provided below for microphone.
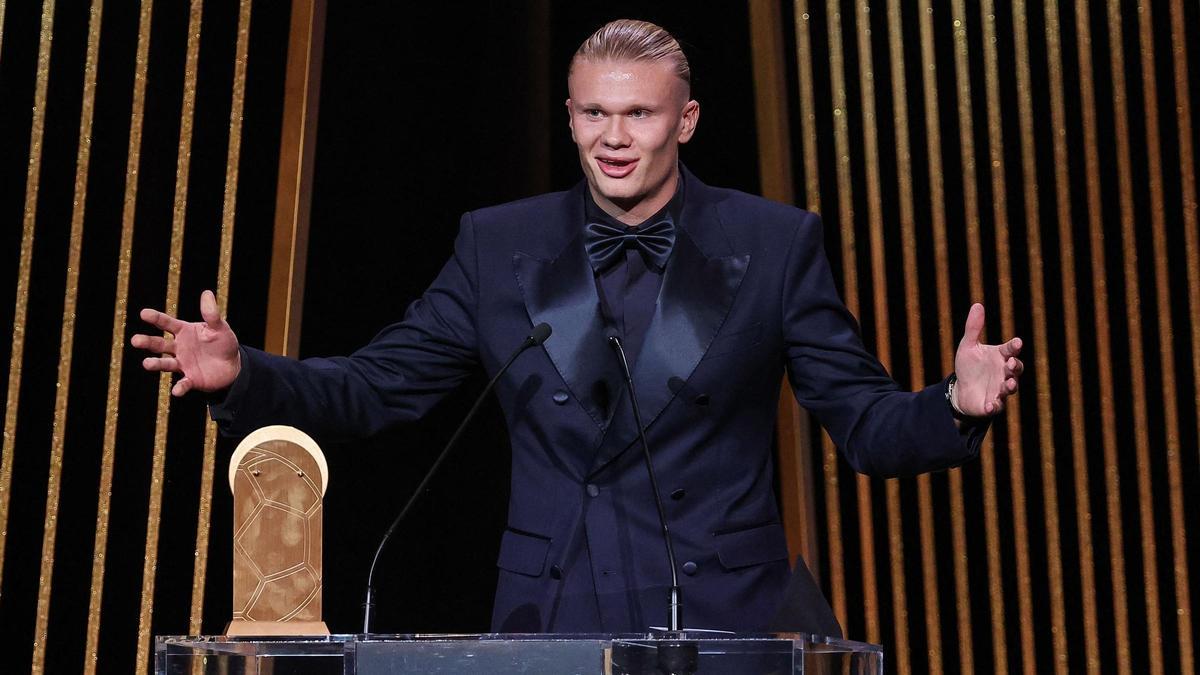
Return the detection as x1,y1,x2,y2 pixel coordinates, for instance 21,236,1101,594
608,336,697,675
362,323,552,634
607,336,685,631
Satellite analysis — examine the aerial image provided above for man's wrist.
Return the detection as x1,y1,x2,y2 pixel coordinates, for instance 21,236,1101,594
945,373,969,420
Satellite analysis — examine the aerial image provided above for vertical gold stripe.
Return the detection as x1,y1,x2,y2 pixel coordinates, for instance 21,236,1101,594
1043,1,1101,672
825,0,880,645
266,0,324,357
1135,4,1194,671
852,1,910,670
1074,4,1131,673
980,3,1038,672
819,435,846,627
1171,0,1200,457
85,2,154,671
748,0,817,584
886,1,943,670
794,1,845,629
190,0,253,635
32,1,104,670
790,0,828,592
749,0,794,204
794,1,821,213
0,0,7,63
916,3,974,667
0,0,55,594
950,0,1008,662
1010,4,1070,671
1106,2,1164,672
1168,17,1200,658
137,2,204,671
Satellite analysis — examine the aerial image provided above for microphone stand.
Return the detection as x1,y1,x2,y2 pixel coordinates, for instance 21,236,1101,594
608,336,698,675
362,324,551,634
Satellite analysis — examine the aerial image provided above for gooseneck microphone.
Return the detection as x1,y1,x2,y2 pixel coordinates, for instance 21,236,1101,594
362,323,552,634
608,336,698,675
607,336,684,632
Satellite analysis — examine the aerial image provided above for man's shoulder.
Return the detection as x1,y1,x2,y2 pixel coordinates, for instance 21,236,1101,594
704,183,816,222
695,182,821,246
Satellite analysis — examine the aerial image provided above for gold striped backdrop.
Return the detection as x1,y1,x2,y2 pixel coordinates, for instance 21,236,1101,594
756,1,1200,673
3,1,1199,673
0,1,289,671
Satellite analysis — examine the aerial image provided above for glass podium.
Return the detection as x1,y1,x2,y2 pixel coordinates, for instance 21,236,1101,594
156,631,883,674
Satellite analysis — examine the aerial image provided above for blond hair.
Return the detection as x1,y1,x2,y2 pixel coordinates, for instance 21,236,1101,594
572,19,691,92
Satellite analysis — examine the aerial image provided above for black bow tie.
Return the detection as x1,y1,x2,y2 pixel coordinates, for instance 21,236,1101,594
584,217,675,273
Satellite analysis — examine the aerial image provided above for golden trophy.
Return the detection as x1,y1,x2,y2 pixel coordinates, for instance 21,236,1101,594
226,425,330,636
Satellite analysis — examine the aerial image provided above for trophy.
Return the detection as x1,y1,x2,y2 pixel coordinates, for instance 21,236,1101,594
226,425,330,636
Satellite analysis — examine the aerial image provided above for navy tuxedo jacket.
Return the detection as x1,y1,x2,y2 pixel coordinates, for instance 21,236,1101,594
212,168,981,634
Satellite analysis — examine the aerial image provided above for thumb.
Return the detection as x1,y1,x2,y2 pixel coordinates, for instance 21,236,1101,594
199,290,222,329
172,377,193,397
960,303,986,347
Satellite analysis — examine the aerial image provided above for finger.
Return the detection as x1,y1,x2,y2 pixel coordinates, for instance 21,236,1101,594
199,290,223,328
960,303,986,347
172,377,193,397
139,308,185,335
1005,357,1025,377
985,397,1003,415
1000,336,1023,358
142,356,181,372
1005,377,1019,394
131,334,175,354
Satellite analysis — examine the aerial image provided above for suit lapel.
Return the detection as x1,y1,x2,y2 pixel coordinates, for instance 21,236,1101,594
513,185,622,429
589,172,751,474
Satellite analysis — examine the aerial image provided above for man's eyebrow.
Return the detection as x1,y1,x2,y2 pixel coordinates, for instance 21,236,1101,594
575,101,658,112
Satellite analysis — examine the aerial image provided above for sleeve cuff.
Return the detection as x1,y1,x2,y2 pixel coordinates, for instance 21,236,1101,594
207,345,254,432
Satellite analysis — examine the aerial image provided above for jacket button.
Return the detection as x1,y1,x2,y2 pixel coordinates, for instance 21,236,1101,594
552,390,570,404
670,488,686,501
549,565,563,580
693,394,710,406
587,484,600,497
682,561,698,576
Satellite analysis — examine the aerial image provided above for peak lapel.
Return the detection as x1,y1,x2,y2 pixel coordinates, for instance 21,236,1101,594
513,187,621,430
589,177,751,475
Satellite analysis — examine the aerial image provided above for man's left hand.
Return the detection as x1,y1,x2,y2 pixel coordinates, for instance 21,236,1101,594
952,303,1024,417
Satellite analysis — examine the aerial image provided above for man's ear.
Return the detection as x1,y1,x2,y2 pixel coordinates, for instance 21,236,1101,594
565,98,576,142
678,100,700,144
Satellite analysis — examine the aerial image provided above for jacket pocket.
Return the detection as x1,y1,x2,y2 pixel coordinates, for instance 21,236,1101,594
715,521,789,570
496,528,551,577
702,322,763,360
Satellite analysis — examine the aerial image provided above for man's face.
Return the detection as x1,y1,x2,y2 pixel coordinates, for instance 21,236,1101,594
566,58,699,223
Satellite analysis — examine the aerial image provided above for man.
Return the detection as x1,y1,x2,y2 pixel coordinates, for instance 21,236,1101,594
134,20,1023,634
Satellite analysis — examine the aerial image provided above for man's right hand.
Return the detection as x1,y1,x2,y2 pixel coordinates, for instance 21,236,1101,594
132,289,242,396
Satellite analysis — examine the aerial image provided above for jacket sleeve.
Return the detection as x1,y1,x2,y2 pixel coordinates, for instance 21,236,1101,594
781,210,984,477
209,212,482,441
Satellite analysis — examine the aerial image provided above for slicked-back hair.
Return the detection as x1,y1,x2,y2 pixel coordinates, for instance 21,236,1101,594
571,19,691,94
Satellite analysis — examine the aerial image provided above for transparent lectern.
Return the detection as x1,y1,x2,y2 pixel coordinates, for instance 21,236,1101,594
155,631,883,674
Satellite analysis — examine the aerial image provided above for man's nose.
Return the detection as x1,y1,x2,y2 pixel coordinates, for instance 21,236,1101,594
603,117,630,148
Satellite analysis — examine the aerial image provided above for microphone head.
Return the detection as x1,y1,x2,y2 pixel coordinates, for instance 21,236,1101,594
529,323,553,345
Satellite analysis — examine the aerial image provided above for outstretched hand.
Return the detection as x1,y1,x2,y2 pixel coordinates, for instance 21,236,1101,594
953,303,1024,417
132,290,241,396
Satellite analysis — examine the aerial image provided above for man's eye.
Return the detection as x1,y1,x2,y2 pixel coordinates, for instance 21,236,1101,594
629,109,649,119
584,109,603,119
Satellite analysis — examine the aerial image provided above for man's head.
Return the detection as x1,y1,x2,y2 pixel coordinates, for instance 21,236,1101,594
567,20,699,224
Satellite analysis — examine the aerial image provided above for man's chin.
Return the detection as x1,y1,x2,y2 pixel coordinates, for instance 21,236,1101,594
589,178,643,206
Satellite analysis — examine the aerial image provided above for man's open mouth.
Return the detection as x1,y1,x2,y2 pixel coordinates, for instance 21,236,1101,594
597,157,638,177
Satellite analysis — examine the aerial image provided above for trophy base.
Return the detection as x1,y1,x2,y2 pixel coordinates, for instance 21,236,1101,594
225,619,330,637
